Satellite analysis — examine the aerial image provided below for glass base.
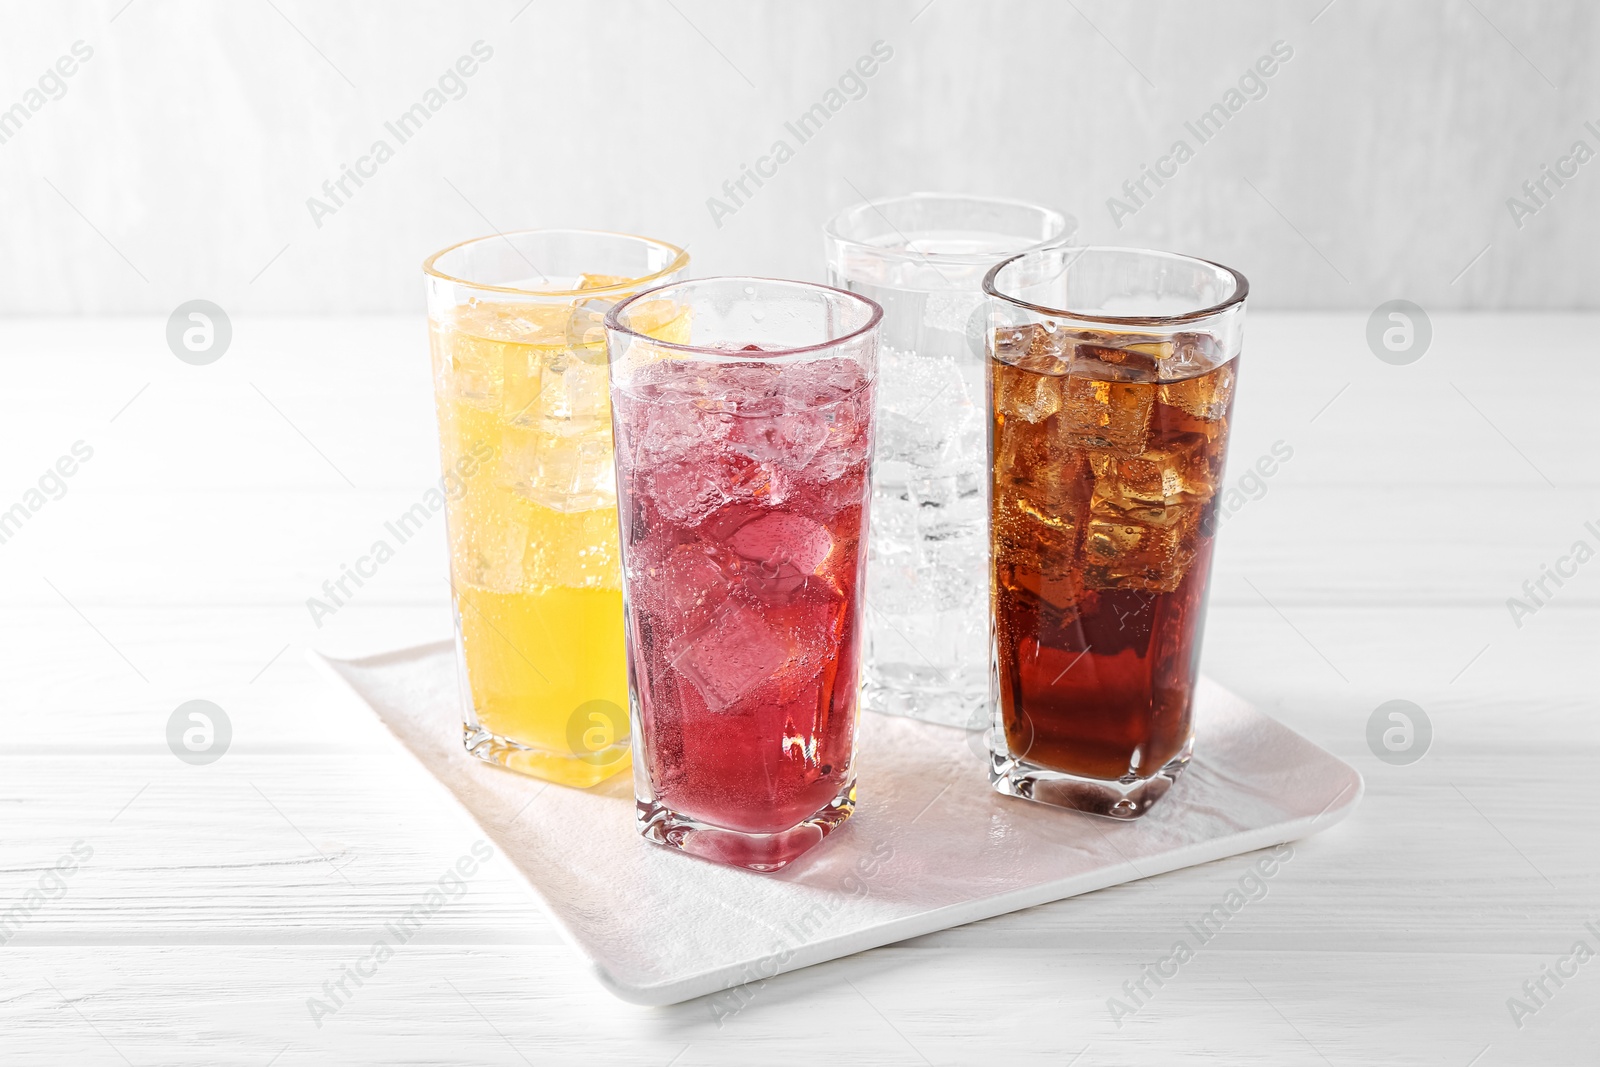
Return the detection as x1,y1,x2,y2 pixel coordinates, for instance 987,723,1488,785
635,780,857,873
463,723,630,789
988,733,1193,820
863,663,988,729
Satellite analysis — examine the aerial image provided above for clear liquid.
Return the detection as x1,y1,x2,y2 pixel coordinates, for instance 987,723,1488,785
829,275,991,727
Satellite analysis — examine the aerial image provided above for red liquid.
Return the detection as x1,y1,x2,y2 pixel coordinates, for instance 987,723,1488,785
989,329,1236,781
614,357,873,835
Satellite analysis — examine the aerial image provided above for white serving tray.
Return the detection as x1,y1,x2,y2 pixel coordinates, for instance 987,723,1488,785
311,641,1362,1006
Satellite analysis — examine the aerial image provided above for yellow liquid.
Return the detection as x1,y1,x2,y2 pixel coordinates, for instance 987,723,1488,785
430,292,690,787
432,299,625,787
457,583,630,787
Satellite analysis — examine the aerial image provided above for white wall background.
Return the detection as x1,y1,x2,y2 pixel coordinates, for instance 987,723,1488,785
2,0,1596,314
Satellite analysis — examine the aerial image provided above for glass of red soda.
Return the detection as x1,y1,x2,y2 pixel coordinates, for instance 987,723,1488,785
604,277,881,872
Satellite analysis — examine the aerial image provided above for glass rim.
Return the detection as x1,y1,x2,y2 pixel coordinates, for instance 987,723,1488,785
604,275,884,359
983,245,1250,327
421,227,690,298
823,192,1075,267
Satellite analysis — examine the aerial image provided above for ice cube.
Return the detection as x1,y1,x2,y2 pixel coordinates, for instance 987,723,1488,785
1149,433,1222,504
1081,505,1199,592
997,369,1062,423
729,512,833,572
1087,432,1217,510
500,340,542,419
682,362,779,407
1157,363,1235,421
725,405,830,469
996,423,1092,510
642,449,789,526
993,491,1085,612
782,356,866,406
817,393,873,477
1058,377,1154,453
917,532,983,610
1073,341,1162,381
442,303,574,409
718,450,788,509
695,501,761,541
991,324,1031,365
1083,516,1175,590
761,590,838,694
624,392,714,464
1159,332,1223,381
994,323,1073,375
437,324,503,409
642,543,729,622
876,409,953,466
497,336,618,513
1088,450,1163,507
995,426,1089,548
815,458,868,515
1052,326,1173,370
908,471,956,512
510,350,610,427
866,541,921,615
727,511,834,599
668,598,792,712
874,349,961,466
502,427,615,513
648,463,721,524
1003,491,1083,555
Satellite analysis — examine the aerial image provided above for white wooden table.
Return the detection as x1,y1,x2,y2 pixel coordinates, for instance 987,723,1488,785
2,312,1594,1065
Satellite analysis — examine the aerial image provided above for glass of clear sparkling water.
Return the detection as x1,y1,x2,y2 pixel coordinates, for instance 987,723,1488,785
824,194,1075,728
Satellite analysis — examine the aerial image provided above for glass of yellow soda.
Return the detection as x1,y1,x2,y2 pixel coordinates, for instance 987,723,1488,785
423,231,689,786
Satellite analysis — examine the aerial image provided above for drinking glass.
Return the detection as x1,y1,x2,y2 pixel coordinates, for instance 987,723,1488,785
824,193,1075,727
423,229,688,787
605,278,881,871
982,246,1247,818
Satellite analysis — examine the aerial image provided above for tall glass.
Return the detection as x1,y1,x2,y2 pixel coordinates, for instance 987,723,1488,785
605,278,880,872
423,230,688,787
982,247,1247,819
824,194,1075,728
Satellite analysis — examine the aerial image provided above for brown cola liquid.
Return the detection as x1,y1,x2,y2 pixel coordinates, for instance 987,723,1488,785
989,326,1236,781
